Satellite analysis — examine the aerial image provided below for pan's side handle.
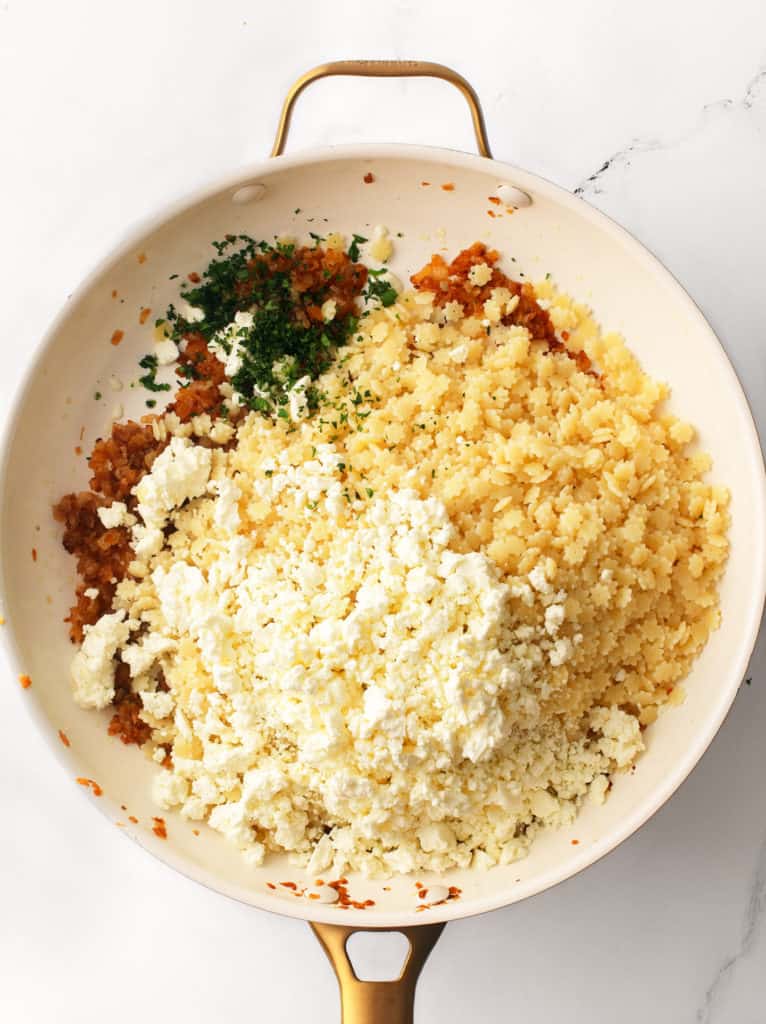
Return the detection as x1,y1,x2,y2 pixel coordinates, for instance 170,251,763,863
271,60,492,159
310,921,445,1024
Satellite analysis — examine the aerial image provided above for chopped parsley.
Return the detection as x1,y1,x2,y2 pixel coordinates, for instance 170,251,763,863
137,353,171,393
165,234,375,417
364,276,398,307
347,234,368,262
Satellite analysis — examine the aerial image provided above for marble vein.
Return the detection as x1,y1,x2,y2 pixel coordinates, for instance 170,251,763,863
696,826,766,1022
574,64,766,197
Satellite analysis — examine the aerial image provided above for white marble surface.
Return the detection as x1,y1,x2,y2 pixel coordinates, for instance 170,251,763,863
1,1,765,1021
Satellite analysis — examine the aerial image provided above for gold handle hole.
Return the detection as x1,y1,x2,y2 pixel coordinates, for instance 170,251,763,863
345,930,412,982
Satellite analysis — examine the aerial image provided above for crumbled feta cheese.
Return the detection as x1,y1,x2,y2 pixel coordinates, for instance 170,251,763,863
529,564,552,594
154,338,178,365
591,706,645,767
152,771,189,809
207,311,254,378
141,689,176,719
177,301,206,323
97,501,136,529
544,604,565,635
287,375,311,422
71,610,130,709
133,436,212,530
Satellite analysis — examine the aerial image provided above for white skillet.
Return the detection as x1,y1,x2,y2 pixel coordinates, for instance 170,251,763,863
1,62,764,1022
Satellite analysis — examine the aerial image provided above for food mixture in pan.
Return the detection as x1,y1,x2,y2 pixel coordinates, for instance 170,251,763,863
54,232,729,877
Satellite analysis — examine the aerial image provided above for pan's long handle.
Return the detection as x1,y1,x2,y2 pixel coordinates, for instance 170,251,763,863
271,60,492,158
311,922,446,1024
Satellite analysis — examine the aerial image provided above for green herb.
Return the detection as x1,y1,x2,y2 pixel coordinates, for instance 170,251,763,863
146,399,156,408
93,391,102,400
178,362,199,380
365,487,374,498
168,234,365,417
365,276,398,307
264,469,274,477
137,353,171,393
347,234,367,262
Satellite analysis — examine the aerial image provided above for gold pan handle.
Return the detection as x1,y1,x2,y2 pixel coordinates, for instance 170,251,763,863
271,60,492,158
310,921,446,1024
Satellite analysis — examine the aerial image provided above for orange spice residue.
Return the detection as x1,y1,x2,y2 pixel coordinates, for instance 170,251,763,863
571,839,580,845
562,330,570,341
31,548,37,562
266,882,277,890
139,307,152,325
76,777,103,796
328,879,375,910
363,172,375,184
187,272,201,284
19,674,32,689
128,815,138,824
58,729,70,748
420,181,431,187
488,195,501,205
152,816,167,839
137,252,147,264
111,289,118,299
308,893,320,900
487,209,496,218
441,182,455,191
74,446,82,456
280,881,298,890
192,829,200,836
110,329,125,346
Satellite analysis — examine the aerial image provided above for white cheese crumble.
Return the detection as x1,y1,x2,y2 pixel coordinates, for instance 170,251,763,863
133,436,212,531
207,311,254,378
71,610,131,709
154,338,178,365
95,432,623,877
97,501,136,529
